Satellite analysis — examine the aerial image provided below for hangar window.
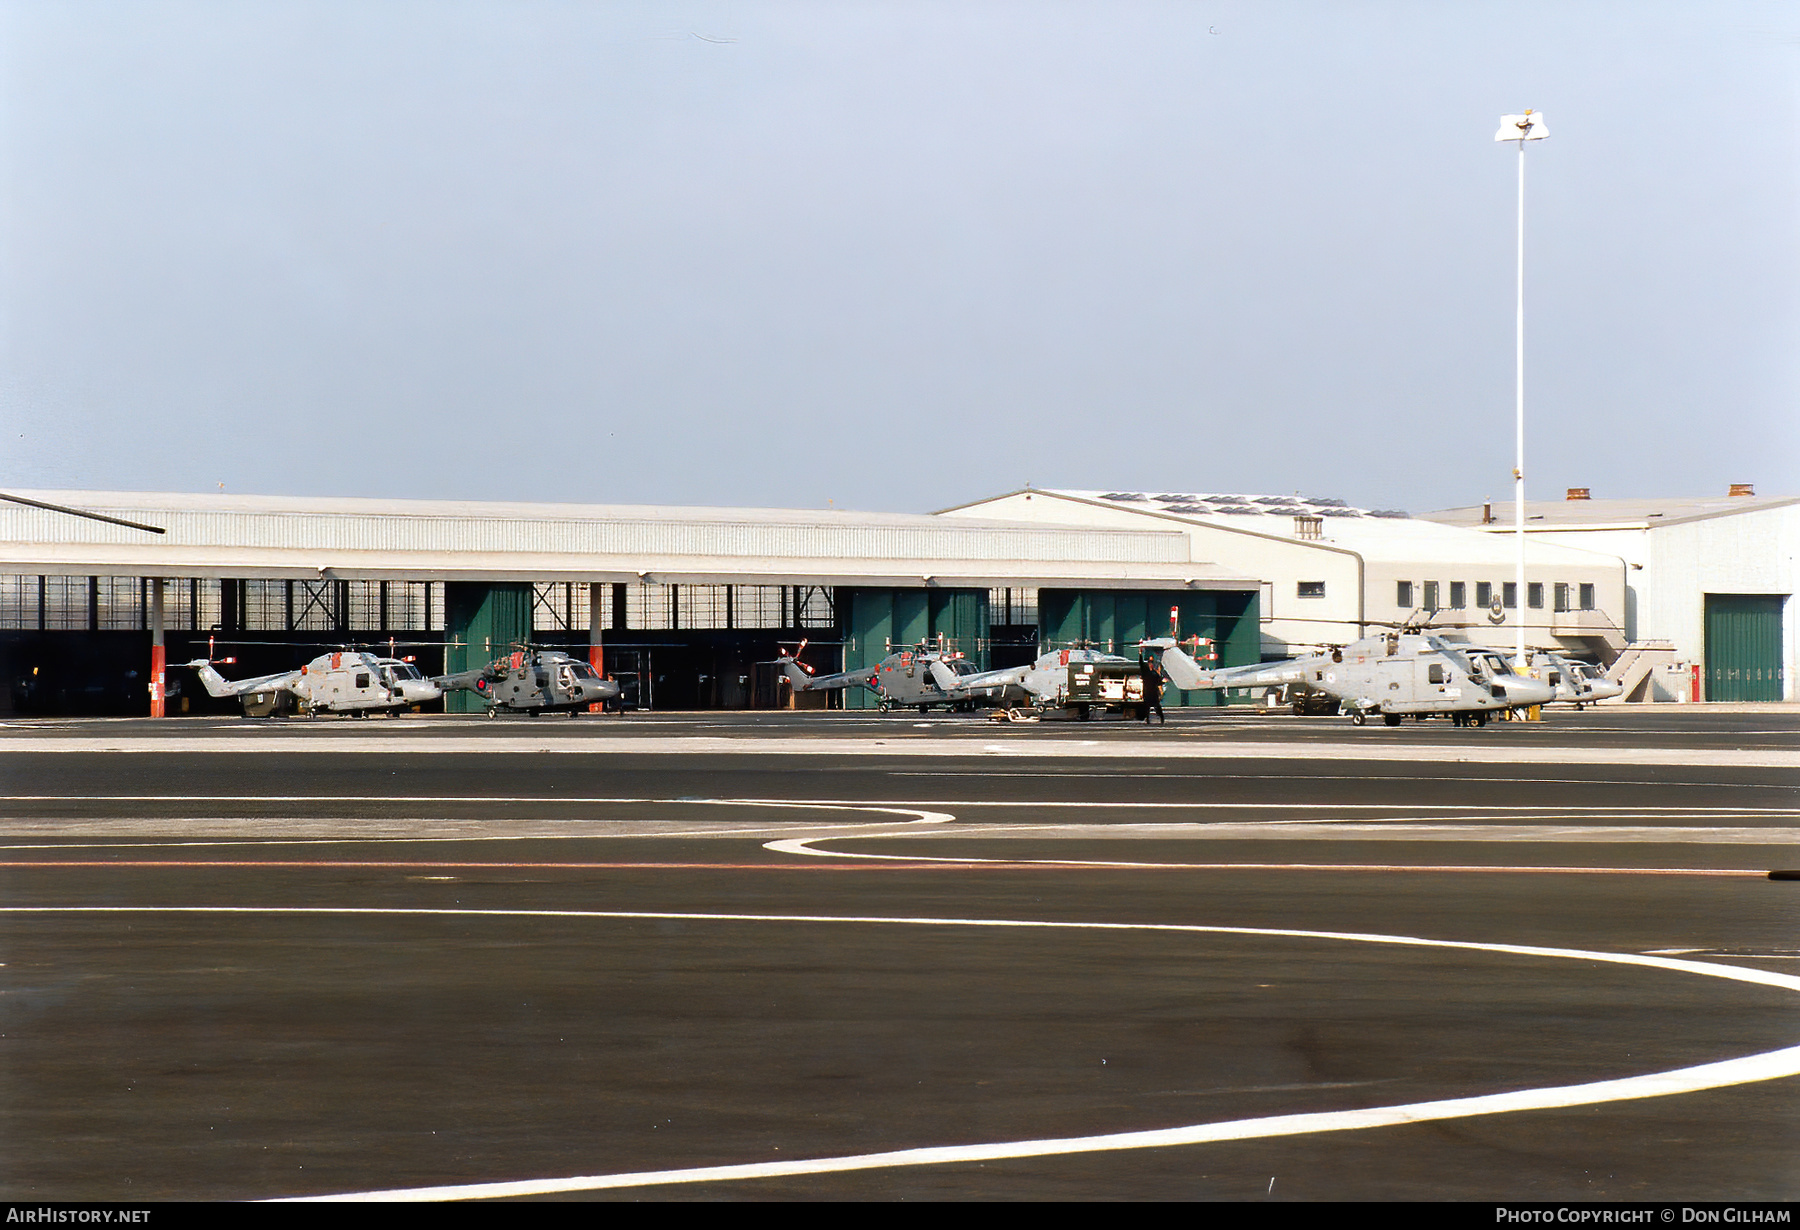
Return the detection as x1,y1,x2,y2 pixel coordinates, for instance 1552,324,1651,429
1528,583,1544,610
989,587,1039,628
40,576,86,630
1297,581,1326,599
1396,581,1413,608
1423,581,1439,610
1475,582,1492,608
0,576,36,628
1580,583,1595,611
96,577,143,630
1503,582,1517,609
1449,582,1465,609
1554,583,1571,613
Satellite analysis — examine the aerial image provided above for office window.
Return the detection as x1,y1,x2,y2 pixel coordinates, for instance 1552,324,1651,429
1528,582,1544,610
1554,583,1571,613
1396,581,1413,608
1476,581,1493,608
1423,581,1439,610
1297,581,1326,599
1579,583,1595,611
1449,581,1466,609
1503,582,1517,609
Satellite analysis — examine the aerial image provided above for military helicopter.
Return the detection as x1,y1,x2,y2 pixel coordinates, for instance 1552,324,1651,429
435,644,620,717
1140,628,1555,726
775,639,997,712
183,643,443,717
949,645,1152,720
1440,640,1623,709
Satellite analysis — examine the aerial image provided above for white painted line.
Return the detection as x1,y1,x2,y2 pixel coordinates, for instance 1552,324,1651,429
1,735,1795,768
18,908,1745,1201
9,904,1788,1198
3,794,1793,815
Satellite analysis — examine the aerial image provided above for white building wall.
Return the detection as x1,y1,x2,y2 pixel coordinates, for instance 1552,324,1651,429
1643,504,1799,701
948,491,1627,659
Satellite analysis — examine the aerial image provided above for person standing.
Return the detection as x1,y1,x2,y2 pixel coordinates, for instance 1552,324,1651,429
1139,655,1165,725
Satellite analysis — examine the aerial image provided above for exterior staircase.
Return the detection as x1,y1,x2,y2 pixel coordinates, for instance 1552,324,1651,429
1606,640,1678,703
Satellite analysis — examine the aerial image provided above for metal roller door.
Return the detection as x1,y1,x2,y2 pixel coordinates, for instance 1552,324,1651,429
1703,594,1785,702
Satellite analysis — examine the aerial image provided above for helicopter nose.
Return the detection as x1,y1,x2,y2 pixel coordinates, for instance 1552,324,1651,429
1508,677,1556,707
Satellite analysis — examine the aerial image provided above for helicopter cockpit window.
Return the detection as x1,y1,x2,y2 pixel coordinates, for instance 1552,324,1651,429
950,660,981,676
569,663,598,680
1427,664,1446,684
354,673,371,689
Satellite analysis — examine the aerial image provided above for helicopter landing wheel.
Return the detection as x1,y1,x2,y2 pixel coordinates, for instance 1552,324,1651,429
1351,711,1366,726
1383,713,1403,727
1473,712,1489,727
486,707,499,719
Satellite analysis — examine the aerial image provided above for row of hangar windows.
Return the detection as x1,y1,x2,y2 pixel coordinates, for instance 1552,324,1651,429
0,576,1044,635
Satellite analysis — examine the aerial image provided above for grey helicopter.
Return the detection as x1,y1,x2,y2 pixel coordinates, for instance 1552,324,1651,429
944,644,1153,720
183,641,443,717
435,644,620,717
774,639,999,712
1140,618,1555,727
1439,639,1623,709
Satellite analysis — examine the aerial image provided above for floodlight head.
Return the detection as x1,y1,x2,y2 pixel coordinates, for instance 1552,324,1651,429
1496,111,1549,142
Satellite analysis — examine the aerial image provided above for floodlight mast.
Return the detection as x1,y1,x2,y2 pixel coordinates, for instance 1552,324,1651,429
1497,110,1548,669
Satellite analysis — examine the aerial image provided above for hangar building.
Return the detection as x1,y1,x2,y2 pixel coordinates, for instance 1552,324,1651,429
0,489,1261,715
1425,488,1796,702
939,489,1631,664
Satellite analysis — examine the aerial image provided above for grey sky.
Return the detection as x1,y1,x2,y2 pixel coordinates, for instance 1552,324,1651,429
3,1,1795,515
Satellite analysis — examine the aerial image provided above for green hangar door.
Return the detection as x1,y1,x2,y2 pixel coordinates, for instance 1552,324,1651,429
443,583,534,713
1038,589,1261,708
838,588,990,710
1704,594,1786,702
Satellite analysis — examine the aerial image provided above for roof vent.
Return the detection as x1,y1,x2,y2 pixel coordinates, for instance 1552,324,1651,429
1566,487,1590,500
1295,514,1323,540
1729,483,1755,497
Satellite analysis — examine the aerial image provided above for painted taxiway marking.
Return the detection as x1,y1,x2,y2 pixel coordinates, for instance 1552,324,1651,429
3,794,1794,817
0,859,1769,876
19,908,1754,1201
1,735,1795,767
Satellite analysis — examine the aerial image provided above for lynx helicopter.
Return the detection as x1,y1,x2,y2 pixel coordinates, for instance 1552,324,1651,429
774,639,999,712
434,644,620,717
1140,619,1555,727
939,644,1152,720
1438,640,1623,709
183,641,442,717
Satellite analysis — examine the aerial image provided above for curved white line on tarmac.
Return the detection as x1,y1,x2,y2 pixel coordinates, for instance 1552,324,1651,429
9,907,1764,1202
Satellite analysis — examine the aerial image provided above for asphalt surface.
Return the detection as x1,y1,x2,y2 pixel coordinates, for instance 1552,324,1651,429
1,706,1796,1201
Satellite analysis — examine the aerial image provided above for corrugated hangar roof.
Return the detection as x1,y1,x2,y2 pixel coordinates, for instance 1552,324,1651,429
0,489,1254,589
939,489,1625,568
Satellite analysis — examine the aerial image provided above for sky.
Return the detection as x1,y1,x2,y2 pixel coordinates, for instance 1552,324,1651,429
2,0,1796,517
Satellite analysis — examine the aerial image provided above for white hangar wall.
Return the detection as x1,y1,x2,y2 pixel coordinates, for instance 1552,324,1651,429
940,490,1629,660
1426,493,1798,701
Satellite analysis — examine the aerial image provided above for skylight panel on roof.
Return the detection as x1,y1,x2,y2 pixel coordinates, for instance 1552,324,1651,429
1100,492,1147,502
1160,503,1214,515
1368,509,1410,519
